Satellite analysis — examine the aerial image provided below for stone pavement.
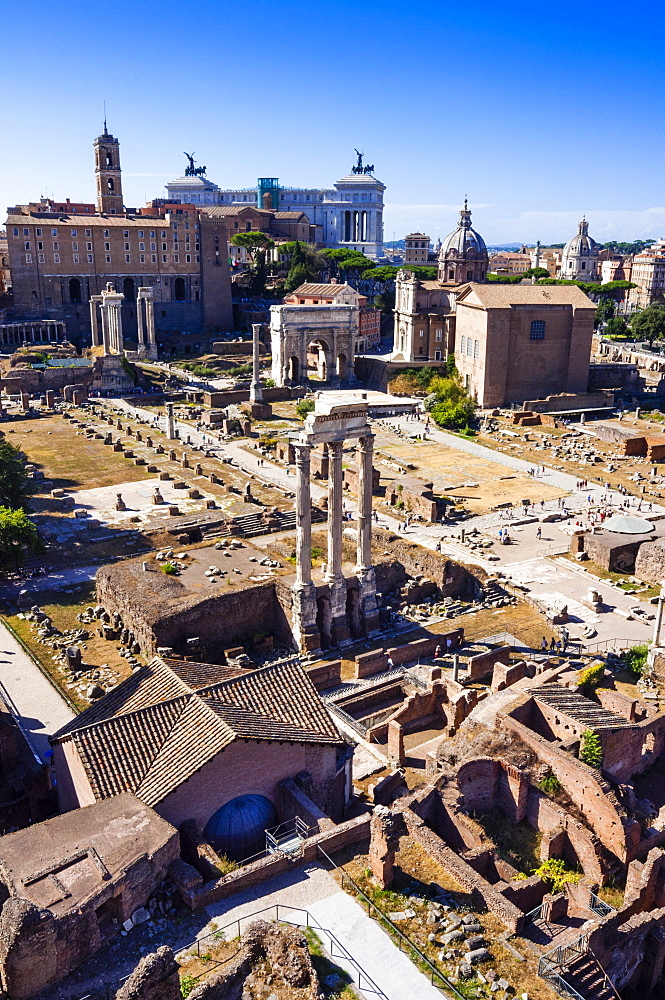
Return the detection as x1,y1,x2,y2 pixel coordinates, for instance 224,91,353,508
0,618,74,760
203,862,443,1000
107,401,660,652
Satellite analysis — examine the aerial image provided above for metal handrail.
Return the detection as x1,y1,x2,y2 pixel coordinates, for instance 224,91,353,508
316,844,465,998
76,901,389,1000
182,901,389,998
589,891,616,917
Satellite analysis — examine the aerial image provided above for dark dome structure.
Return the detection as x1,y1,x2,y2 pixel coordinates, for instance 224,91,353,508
438,200,489,284
204,794,278,861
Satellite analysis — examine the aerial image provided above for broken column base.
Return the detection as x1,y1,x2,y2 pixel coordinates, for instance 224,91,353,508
249,402,272,420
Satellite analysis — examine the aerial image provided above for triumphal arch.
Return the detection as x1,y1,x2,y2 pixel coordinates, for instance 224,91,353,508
270,303,357,387
292,395,379,653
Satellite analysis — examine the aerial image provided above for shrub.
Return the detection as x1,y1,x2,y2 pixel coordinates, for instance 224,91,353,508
539,771,562,795
580,729,603,769
296,398,315,419
216,853,238,876
578,661,604,695
162,562,179,576
533,858,580,892
624,644,649,678
181,976,197,998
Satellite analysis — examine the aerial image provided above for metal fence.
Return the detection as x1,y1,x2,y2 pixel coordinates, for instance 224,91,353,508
316,844,465,999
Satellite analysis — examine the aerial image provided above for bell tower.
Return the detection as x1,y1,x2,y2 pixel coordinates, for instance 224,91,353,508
94,123,123,215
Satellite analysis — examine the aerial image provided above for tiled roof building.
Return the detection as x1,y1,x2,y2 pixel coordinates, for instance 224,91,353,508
51,657,348,830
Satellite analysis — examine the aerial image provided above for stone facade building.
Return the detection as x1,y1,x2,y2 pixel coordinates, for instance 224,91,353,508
453,283,596,407
627,238,665,311
392,203,488,363
403,232,430,264
5,127,233,343
165,152,385,258
559,217,601,281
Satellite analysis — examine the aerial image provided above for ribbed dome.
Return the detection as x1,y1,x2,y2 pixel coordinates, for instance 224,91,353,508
563,218,599,257
204,794,277,861
440,201,487,259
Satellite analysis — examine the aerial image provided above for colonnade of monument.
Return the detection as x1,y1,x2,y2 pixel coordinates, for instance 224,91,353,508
292,398,379,653
89,283,156,358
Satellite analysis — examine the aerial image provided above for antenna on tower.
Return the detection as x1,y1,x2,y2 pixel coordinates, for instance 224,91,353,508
103,101,108,135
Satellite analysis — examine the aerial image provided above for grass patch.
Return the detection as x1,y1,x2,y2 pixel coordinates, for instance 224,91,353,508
6,415,152,491
473,811,542,874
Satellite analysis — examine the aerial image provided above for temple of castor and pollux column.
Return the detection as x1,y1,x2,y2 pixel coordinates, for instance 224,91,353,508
292,394,379,653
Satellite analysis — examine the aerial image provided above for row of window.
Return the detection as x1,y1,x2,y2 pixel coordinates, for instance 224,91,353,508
13,225,199,239
25,253,200,266
418,328,444,341
460,336,480,359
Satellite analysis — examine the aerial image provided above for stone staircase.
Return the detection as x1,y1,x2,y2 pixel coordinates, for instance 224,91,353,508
563,953,620,1000
538,935,620,1000
206,506,326,540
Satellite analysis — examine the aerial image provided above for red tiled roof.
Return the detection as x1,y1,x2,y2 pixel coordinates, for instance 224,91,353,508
52,658,342,807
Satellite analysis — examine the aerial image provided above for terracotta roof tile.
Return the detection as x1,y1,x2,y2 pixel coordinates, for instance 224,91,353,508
52,658,342,807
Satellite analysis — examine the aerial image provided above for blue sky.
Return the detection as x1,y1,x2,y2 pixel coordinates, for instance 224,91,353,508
3,0,664,245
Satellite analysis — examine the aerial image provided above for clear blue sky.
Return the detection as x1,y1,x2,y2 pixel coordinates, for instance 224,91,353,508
3,0,664,246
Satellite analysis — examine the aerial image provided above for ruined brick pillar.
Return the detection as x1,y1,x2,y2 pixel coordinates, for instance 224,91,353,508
369,805,401,889
388,720,405,765
114,945,181,1000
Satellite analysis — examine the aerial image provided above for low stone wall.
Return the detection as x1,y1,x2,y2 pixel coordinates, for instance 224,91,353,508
171,814,371,909
491,660,526,692
354,629,464,680
467,646,510,682
305,660,342,691
203,386,291,408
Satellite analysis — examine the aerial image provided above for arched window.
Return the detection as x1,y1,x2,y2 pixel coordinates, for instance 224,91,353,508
123,277,135,301
107,178,114,193
474,339,479,359
174,277,186,301
105,153,113,167
460,336,466,355
68,278,81,303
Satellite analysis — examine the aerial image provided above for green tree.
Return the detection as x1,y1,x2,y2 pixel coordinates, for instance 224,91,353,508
424,374,476,430
605,316,628,338
231,232,274,296
296,398,315,419
580,730,603,769
623,644,649,678
595,297,616,328
229,231,274,262
630,304,665,346
363,266,399,282
285,262,309,292
0,507,43,571
0,440,34,510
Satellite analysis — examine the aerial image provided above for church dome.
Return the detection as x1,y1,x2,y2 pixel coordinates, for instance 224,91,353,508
563,218,599,257
440,201,488,260
203,794,277,861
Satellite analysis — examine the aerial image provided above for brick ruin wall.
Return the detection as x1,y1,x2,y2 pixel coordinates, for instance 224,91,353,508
399,804,526,933
172,813,371,910
97,563,292,660
499,705,638,862
0,837,179,1000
